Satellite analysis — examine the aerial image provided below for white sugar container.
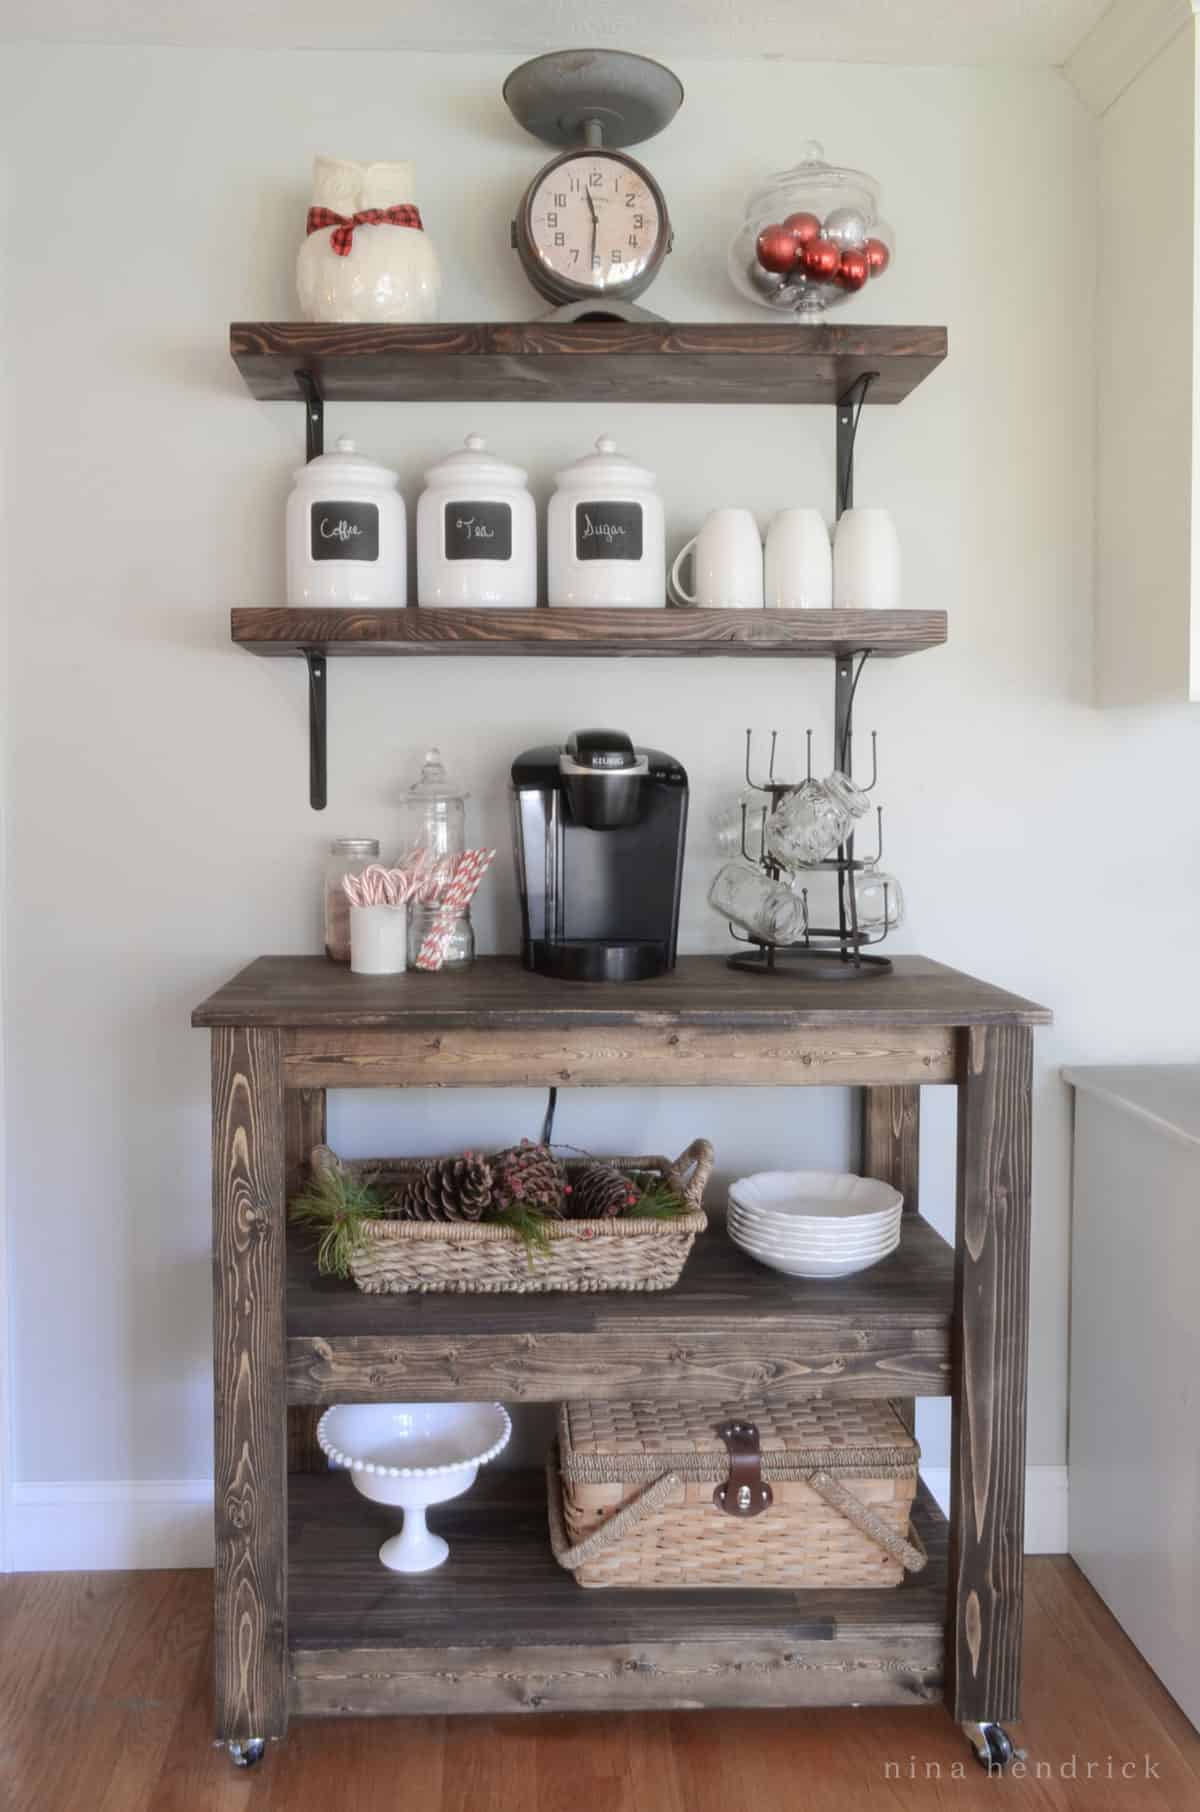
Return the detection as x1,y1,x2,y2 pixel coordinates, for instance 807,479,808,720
417,434,536,606
547,436,665,607
286,435,407,607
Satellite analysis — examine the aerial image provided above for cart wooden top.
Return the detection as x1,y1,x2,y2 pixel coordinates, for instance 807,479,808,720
192,953,1050,1031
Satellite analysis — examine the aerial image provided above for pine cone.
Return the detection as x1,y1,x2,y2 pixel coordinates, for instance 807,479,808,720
490,1140,567,1219
400,1153,494,1222
569,1162,637,1220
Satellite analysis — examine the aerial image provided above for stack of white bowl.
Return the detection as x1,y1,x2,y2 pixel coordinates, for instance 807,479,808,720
727,1171,903,1278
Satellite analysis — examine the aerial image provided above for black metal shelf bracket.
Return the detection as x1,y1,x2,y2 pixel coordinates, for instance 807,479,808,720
836,370,877,519
296,369,324,463
306,651,327,811
296,371,328,809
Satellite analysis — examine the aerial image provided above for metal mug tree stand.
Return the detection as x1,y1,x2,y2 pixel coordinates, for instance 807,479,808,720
726,371,894,980
726,709,893,979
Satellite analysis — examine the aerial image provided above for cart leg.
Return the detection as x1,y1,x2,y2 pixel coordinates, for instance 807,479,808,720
862,1084,921,1432
212,1026,289,1748
947,1025,1033,1728
286,1087,328,1476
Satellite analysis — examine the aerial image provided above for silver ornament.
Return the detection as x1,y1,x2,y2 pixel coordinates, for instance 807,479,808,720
823,206,868,250
748,258,786,296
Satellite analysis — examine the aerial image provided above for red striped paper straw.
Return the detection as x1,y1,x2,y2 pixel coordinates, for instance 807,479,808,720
416,849,495,970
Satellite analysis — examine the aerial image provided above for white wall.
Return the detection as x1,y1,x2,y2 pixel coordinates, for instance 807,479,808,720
0,41,1186,1564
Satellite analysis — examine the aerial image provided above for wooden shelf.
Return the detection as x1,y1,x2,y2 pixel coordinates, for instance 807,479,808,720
286,1213,955,1406
232,605,947,660
288,1469,947,1716
231,321,947,407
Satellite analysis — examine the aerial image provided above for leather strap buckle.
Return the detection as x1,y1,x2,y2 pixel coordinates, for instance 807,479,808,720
712,1418,774,1518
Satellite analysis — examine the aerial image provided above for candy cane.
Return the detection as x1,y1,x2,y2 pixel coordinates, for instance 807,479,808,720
416,849,495,970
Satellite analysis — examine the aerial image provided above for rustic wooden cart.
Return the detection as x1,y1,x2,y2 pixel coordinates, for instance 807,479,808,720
193,953,1047,1770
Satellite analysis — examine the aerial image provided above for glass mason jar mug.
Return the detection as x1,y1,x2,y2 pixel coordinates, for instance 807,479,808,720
792,865,905,935
764,771,870,869
708,863,808,946
408,903,476,971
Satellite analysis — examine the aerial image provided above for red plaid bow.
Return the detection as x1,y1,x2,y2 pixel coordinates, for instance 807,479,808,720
306,204,424,257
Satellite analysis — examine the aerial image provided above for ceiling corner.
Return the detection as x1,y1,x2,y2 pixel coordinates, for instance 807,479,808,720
1065,0,1196,115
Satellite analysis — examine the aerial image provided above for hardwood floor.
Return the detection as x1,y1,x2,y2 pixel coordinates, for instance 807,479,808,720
1,1559,1197,1811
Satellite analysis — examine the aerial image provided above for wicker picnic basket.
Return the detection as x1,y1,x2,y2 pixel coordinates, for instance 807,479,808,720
310,1140,711,1294
548,1397,926,1589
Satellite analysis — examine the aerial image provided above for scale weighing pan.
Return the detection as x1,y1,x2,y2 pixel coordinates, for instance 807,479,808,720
504,47,684,149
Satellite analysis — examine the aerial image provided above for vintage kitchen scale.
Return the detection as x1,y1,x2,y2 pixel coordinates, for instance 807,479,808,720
505,48,682,321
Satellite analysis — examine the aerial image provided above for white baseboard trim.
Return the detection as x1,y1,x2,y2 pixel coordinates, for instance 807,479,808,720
8,1465,1070,1571
10,1479,215,1572
922,1465,1069,1555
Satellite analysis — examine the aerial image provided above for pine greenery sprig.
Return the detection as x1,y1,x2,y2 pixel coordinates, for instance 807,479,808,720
489,1200,555,1261
622,1176,694,1220
290,1165,383,1279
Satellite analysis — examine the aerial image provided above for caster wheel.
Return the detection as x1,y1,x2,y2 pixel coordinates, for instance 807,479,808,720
227,1738,266,1770
964,1722,1021,1773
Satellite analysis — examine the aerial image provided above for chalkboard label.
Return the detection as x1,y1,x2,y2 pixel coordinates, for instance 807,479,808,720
575,501,643,562
311,500,379,562
445,501,513,561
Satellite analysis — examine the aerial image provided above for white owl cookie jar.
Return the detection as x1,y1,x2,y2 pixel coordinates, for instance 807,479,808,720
297,157,441,324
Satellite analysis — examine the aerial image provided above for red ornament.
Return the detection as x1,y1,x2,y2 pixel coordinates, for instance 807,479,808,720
864,237,891,277
756,223,799,274
836,248,869,292
782,210,822,248
801,235,841,280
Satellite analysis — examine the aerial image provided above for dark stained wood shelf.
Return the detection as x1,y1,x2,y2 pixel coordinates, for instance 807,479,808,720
232,605,947,660
286,1213,955,1406
194,953,1051,1033
231,321,947,407
287,1469,947,1715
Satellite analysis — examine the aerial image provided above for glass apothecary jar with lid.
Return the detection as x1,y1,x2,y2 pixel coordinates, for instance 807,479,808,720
323,837,381,962
397,749,475,970
728,142,894,320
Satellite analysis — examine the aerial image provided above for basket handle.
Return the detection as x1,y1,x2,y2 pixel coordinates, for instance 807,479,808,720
547,1449,682,1572
670,1139,715,1210
803,1468,928,1573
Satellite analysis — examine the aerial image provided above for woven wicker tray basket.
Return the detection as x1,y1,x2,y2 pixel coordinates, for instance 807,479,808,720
310,1140,711,1294
549,1397,925,1589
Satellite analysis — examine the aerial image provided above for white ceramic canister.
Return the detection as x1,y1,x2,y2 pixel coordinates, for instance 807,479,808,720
297,157,440,324
417,434,536,606
547,436,666,608
287,436,407,607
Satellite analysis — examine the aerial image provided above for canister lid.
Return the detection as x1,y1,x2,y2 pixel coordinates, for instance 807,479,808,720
293,435,400,486
423,433,528,489
553,435,657,491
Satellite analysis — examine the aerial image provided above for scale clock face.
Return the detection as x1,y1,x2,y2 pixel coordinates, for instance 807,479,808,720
516,149,670,305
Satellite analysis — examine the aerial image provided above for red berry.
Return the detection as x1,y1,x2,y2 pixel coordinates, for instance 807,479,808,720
756,223,799,274
837,248,870,292
801,235,841,280
782,210,821,247
864,237,891,277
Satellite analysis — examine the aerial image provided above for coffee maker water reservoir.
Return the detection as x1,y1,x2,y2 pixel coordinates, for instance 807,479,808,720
511,729,688,982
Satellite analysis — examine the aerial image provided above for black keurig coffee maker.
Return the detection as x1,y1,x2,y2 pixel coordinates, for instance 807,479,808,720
511,729,688,981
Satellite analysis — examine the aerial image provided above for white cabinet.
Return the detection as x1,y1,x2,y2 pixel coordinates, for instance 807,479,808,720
1065,1066,1200,1727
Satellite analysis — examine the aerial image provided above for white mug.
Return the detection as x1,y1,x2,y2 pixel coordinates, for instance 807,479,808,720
350,904,408,975
764,509,833,610
833,508,901,610
668,508,763,609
